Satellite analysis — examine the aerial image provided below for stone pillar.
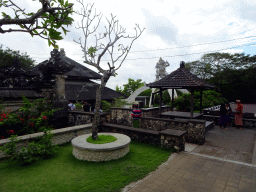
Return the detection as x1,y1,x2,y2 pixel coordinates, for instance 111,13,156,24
54,75,67,100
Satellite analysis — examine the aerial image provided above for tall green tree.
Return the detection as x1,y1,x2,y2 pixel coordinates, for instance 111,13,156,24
185,52,253,80
0,0,74,48
116,78,145,96
186,52,256,103
0,45,35,69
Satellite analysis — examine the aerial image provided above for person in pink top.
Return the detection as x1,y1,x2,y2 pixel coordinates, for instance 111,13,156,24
235,100,243,129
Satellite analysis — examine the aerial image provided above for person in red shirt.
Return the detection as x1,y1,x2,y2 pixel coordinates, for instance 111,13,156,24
131,104,142,128
235,100,243,129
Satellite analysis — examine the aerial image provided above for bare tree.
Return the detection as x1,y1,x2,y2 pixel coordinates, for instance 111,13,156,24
74,1,144,139
0,0,74,47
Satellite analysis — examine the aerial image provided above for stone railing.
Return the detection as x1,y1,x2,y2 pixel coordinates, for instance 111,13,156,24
68,110,110,126
110,106,171,126
140,117,206,145
0,124,92,159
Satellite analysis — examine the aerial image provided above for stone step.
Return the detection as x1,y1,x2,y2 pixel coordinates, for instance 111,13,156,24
205,121,215,133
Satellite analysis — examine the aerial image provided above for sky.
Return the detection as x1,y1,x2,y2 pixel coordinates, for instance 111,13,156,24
1,0,256,90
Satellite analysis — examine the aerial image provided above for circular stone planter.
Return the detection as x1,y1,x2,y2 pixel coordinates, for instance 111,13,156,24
71,132,131,162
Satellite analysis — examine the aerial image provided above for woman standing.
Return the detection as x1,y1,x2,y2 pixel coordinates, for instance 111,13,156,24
226,103,232,128
235,100,243,129
219,103,227,129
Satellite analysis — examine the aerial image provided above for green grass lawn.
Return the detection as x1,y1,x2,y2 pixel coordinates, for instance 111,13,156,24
0,141,174,192
87,135,117,144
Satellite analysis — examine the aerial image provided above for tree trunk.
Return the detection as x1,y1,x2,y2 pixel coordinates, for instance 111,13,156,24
92,72,110,140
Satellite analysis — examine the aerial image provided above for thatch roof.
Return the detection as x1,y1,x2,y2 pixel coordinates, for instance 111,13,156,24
148,61,215,90
0,88,44,99
29,54,102,80
65,80,127,101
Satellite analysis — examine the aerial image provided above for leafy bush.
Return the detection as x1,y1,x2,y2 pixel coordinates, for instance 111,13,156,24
101,97,130,112
172,90,228,111
74,101,84,109
0,96,59,139
0,130,58,165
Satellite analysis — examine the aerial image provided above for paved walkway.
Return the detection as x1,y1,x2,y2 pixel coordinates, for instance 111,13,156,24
122,126,256,192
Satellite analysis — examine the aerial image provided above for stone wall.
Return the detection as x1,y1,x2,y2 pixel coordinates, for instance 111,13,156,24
68,111,110,126
110,106,171,126
99,124,186,151
0,124,92,159
140,117,206,145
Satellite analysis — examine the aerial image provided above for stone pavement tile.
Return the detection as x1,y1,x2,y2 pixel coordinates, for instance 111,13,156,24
146,183,161,190
174,170,187,177
141,187,157,192
209,167,222,174
213,182,226,189
207,172,218,178
170,174,182,181
251,184,256,192
196,187,211,192
214,178,228,185
237,185,252,192
128,184,145,192
226,181,239,188
157,172,173,182
228,177,240,184
210,186,224,192
192,175,205,182
166,178,179,186
181,184,200,192
223,188,238,192
152,179,165,186
240,177,252,183
216,175,229,182
199,182,214,190
182,172,194,180
203,177,217,186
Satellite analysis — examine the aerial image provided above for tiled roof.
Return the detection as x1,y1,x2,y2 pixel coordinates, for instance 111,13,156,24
65,80,127,101
29,55,102,79
0,88,44,98
148,62,215,89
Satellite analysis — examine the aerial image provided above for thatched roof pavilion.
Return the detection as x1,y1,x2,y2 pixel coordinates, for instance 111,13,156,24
148,61,215,118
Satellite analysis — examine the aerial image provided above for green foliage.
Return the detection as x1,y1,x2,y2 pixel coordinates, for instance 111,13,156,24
74,101,83,109
139,89,152,96
101,97,130,112
88,46,97,58
116,78,145,96
101,100,112,112
0,131,58,165
185,52,256,103
0,97,58,139
173,90,228,112
86,135,117,144
0,1,74,48
0,45,35,69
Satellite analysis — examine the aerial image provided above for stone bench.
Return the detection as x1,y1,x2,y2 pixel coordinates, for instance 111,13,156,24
100,123,187,151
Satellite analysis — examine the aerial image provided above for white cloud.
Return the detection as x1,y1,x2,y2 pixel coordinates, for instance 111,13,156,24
1,0,256,90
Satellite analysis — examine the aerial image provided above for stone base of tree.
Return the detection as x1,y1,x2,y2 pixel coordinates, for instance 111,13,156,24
71,133,131,162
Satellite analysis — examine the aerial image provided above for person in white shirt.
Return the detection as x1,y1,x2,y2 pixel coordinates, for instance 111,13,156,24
68,101,76,110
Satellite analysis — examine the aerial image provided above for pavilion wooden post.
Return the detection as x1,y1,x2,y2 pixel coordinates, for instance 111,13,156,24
190,89,194,119
159,88,162,116
171,89,174,111
200,89,203,114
